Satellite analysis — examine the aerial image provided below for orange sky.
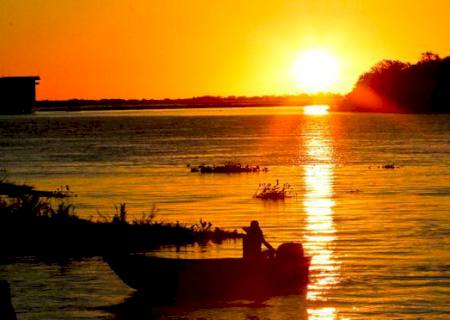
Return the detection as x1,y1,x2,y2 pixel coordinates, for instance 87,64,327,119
1,0,450,100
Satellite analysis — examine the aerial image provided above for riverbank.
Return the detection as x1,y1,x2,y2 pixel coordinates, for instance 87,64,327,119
0,182,242,259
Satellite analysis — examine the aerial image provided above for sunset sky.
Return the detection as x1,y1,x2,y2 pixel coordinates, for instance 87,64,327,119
1,0,450,100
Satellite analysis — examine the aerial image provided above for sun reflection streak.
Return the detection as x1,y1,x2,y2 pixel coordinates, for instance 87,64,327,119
308,307,337,320
302,116,339,308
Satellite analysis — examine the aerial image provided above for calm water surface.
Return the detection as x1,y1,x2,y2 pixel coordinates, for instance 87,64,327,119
0,106,449,319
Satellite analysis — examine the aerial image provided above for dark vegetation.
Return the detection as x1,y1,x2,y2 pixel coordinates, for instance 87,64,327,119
36,93,341,111
189,162,268,174
0,181,241,259
339,52,450,113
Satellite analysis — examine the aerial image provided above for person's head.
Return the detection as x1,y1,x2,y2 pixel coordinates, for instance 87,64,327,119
243,220,261,233
250,220,259,229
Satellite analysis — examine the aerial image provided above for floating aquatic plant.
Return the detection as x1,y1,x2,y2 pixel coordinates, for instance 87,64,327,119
189,162,268,174
254,180,294,200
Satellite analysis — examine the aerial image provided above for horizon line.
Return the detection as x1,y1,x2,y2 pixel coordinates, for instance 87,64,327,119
36,92,344,102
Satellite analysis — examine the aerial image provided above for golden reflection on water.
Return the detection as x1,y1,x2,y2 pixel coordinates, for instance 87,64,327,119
303,112,339,310
307,307,337,320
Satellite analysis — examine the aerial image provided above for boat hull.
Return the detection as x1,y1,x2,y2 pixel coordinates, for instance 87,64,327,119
105,254,310,299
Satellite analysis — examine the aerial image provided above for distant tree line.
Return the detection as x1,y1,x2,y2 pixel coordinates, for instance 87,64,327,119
36,93,341,111
339,52,450,113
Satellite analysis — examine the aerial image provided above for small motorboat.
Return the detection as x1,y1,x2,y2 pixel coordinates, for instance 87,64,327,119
105,243,310,299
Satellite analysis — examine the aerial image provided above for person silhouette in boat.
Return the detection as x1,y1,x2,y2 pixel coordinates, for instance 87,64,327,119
242,220,275,259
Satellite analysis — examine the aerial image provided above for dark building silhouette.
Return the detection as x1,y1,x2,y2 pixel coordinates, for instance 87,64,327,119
0,76,40,114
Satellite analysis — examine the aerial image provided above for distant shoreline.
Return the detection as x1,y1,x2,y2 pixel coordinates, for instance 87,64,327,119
34,103,450,114
35,103,323,112
34,94,341,112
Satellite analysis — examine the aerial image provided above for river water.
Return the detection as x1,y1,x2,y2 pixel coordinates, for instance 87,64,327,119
0,106,449,319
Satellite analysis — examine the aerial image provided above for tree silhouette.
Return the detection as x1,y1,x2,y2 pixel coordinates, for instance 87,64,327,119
341,52,450,113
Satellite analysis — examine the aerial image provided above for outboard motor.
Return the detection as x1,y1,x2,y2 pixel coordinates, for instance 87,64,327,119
276,242,304,260
271,243,308,290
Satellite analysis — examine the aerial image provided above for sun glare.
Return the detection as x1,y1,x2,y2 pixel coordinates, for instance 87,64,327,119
293,49,340,93
304,105,330,115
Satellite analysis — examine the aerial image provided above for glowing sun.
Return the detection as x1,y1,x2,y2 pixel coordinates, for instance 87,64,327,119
293,49,340,93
